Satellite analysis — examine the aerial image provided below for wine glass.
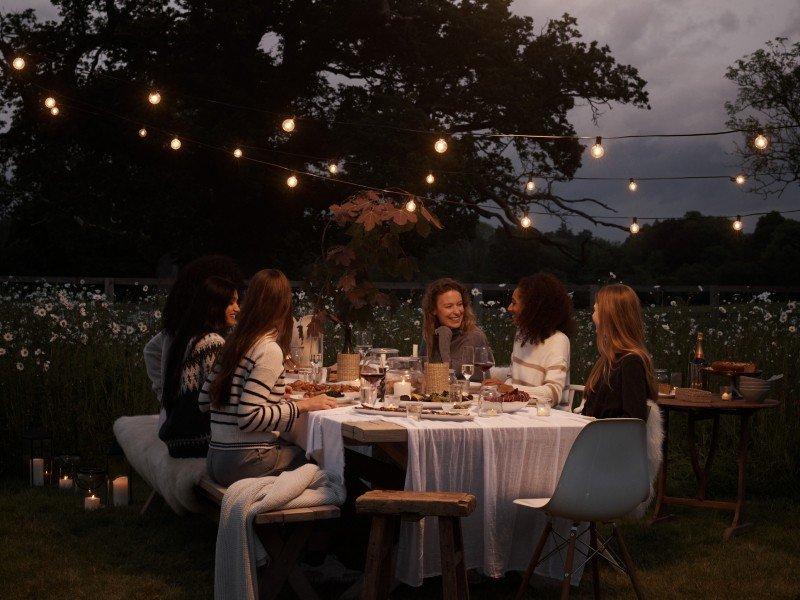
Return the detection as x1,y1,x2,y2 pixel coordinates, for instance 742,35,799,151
474,346,494,382
311,352,323,383
459,346,475,392
354,331,373,364
361,354,388,402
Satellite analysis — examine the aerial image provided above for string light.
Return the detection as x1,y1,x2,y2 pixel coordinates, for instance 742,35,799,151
733,215,743,231
753,133,769,150
170,137,181,150
12,57,26,70
44,97,56,109
328,163,338,174
525,180,536,192
520,214,532,229
734,174,746,185
629,217,640,234
434,138,448,154
628,178,638,192
233,148,243,158
50,106,59,116
425,173,435,185
281,117,296,133
287,174,298,188
148,91,161,105
590,136,605,159
405,198,417,212
138,128,147,138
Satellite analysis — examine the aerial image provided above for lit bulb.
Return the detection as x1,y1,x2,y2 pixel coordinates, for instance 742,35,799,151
525,180,536,192
44,96,56,109
628,179,638,192
590,136,605,159
287,174,298,188
233,148,243,158
170,137,181,150
520,214,532,229
148,91,161,105
138,128,147,138
328,163,338,174
405,198,417,212
425,173,435,185
434,138,448,154
753,133,768,150
733,216,743,231
734,174,746,185
12,57,25,70
281,117,296,133
50,106,59,116
629,218,640,234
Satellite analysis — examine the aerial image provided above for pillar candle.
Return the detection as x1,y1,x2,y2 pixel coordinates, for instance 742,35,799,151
412,344,419,358
58,475,73,490
31,458,44,486
84,494,101,511
112,476,129,506
394,380,412,397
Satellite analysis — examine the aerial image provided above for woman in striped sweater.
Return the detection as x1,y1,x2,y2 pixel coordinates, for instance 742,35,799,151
199,269,337,487
505,273,576,407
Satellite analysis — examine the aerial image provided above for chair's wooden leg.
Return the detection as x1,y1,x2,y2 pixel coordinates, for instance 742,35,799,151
560,523,578,600
140,490,162,516
257,523,314,600
612,525,645,600
589,522,601,599
514,520,552,600
439,516,469,600
361,515,397,600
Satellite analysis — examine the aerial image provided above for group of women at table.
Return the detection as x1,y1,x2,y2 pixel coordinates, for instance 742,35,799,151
144,255,655,487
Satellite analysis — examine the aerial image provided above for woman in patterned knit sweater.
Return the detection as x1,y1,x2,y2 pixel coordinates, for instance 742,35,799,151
158,276,240,458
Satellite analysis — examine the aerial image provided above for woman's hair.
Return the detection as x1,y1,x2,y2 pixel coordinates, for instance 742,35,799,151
162,276,237,412
162,255,243,337
209,269,293,407
514,272,577,345
585,284,657,399
421,278,477,352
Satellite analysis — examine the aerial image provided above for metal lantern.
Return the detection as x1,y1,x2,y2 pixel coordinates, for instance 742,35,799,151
22,428,53,487
54,454,81,491
75,467,107,511
106,440,133,507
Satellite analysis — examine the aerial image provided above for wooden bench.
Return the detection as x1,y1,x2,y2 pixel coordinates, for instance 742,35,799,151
195,476,341,600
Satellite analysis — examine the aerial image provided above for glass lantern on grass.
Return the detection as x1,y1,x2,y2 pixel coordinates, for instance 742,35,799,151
106,440,133,506
54,454,81,491
22,428,52,487
76,467,107,511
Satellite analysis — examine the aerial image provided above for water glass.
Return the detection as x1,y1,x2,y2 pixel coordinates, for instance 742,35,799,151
311,352,323,382
360,383,377,407
446,383,463,409
406,401,423,421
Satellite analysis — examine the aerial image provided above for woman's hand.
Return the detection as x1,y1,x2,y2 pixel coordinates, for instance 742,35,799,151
296,395,339,413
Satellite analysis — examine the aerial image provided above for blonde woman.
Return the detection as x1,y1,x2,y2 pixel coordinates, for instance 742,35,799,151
582,284,657,420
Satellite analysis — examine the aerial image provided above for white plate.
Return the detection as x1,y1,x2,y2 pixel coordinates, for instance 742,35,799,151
353,407,409,418
420,412,474,422
396,399,473,409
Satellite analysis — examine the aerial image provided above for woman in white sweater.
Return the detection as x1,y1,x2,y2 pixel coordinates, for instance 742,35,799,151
505,273,576,406
199,269,337,486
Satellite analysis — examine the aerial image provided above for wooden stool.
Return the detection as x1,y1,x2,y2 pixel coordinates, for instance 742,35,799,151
356,490,476,600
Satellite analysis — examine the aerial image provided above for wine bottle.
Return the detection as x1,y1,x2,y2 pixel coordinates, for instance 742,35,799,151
689,332,708,389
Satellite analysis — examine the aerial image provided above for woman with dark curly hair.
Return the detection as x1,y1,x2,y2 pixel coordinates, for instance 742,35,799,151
506,272,576,407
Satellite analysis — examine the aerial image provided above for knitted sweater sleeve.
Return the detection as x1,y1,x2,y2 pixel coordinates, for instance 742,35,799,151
237,340,299,433
515,333,570,407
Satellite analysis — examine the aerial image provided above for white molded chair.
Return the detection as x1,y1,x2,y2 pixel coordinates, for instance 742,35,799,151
560,384,585,412
513,419,649,600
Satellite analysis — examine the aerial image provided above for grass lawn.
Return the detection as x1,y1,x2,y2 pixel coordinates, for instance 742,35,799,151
1,480,798,599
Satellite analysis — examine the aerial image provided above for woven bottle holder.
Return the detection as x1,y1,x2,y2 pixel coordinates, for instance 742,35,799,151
425,362,450,394
337,353,361,382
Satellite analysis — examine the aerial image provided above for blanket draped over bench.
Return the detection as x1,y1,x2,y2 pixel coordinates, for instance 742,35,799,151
215,463,345,600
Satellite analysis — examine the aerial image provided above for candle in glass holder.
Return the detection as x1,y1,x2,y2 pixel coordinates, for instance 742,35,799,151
84,494,101,511
58,475,73,490
536,398,551,416
112,476,129,506
31,458,44,486
394,379,412,397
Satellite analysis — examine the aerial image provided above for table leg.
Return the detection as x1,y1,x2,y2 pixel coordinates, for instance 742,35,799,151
724,412,752,540
688,414,720,501
648,407,673,525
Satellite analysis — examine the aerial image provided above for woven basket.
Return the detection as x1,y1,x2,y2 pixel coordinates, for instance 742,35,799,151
675,387,713,403
425,362,450,394
337,353,361,382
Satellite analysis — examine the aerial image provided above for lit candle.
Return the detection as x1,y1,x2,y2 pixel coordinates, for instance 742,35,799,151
721,392,732,401
84,494,101,511
536,402,551,416
31,459,44,486
487,408,498,416
394,380,412,397
112,476,129,506
58,475,73,490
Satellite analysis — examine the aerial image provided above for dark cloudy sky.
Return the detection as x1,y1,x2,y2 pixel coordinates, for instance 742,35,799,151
4,1,799,239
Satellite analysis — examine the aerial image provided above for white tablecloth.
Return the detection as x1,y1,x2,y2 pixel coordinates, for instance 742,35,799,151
285,406,592,586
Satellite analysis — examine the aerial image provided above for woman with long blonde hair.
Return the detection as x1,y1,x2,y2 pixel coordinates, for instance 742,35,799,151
582,284,656,420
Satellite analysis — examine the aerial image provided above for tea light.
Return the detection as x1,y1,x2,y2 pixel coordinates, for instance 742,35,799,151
721,391,732,401
112,476,129,507
31,458,44,486
386,403,397,410
84,494,101,511
58,475,74,490
394,380,412,397
536,401,551,416
486,408,498,416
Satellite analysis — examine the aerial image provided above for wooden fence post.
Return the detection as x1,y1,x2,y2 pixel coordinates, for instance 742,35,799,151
104,278,115,301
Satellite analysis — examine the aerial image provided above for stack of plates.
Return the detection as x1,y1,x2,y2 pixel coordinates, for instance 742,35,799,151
738,376,771,402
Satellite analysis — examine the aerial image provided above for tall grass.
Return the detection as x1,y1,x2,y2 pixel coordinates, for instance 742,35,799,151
1,283,798,496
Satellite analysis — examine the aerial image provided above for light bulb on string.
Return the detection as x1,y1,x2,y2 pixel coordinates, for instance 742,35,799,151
286,174,298,188
138,128,148,138
281,117,296,133
733,215,743,231
753,133,768,150
434,138,448,154
628,178,638,192
525,180,536,193
50,106,59,116
590,136,605,159
170,137,181,150
328,163,338,174
44,96,56,109
148,91,161,105
233,148,243,158
405,198,417,212
734,174,746,185
12,57,26,70
425,173,435,185
520,214,532,229
629,217,640,234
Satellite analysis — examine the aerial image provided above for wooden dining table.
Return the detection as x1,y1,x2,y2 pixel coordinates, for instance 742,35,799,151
648,397,780,540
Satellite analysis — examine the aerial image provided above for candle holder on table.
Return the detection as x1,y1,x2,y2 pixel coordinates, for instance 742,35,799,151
54,454,81,491
22,428,52,487
76,467,107,511
106,440,133,506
